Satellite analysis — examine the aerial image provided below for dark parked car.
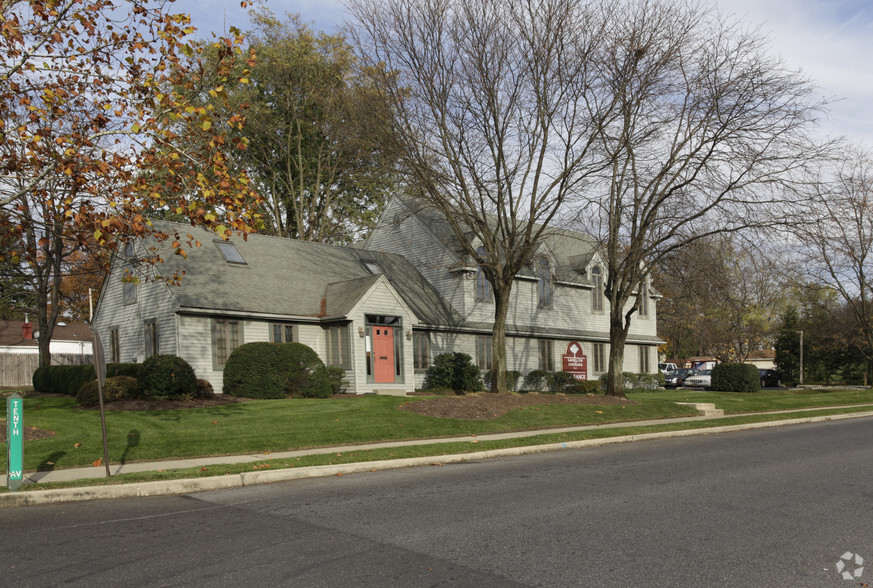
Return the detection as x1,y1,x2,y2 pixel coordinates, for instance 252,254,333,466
664,368,696,389
759,369,782,388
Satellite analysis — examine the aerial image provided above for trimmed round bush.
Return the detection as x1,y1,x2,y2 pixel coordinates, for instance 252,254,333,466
423,352,483,393
138,354,197,400
279,342,326,397
301,365,345,398
223,342,294,399
77,376,138,406
223,342,326,399
711,363,760,392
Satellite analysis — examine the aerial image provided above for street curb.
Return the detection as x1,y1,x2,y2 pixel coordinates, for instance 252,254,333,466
3,410,872,507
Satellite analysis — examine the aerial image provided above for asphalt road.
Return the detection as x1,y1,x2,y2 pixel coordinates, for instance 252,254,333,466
2,418,873,587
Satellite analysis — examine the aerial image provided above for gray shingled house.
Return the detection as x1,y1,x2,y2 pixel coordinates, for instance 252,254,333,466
93,198,661,394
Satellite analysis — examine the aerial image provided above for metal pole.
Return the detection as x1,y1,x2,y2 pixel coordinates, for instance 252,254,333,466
797,330,804,386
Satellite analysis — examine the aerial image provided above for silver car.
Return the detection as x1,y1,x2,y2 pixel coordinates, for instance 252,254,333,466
683,369,712,390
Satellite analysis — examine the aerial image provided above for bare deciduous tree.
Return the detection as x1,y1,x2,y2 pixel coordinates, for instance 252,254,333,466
793,146,873,378
347,0,614,393
574,0,828,395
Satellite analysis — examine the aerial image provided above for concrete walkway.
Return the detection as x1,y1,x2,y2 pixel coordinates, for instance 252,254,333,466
3,405,873,507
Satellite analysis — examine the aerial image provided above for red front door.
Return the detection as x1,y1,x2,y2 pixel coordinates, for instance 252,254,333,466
373,327,395,383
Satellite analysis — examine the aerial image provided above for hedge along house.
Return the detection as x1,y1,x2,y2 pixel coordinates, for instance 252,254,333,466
93,197,662,394
362,197,663,389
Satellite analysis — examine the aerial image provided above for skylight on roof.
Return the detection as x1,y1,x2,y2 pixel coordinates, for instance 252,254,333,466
361,260,382,274
215,241,246,264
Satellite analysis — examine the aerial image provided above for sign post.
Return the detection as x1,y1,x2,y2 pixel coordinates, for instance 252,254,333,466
7,393,23,491
91,329,111,477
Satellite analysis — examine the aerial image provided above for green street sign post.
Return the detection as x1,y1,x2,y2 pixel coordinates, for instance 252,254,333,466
7,393,23,491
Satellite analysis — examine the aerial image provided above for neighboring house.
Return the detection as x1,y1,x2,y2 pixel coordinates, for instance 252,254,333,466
0,319,93,355
745,349,777,370
0,319,94,387
93,198,662,394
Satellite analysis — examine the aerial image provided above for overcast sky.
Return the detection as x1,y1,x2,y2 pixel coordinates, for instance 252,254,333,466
185,0,873,147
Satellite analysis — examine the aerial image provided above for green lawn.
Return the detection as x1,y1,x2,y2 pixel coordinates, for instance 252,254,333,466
633,388,873,413
3,388,873,473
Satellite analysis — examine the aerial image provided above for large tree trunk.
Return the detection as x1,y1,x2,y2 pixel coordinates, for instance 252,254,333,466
490,282,512,394
605,303,630,398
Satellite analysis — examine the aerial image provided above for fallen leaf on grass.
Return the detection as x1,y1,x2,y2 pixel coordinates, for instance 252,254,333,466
200,468,208,472
92,458,102,467
594,410,603,414
74,443,81,449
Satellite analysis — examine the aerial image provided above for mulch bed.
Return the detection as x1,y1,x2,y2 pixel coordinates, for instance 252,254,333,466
399,392,636,420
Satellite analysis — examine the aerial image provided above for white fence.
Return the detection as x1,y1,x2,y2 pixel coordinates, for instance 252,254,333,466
0,353,93,388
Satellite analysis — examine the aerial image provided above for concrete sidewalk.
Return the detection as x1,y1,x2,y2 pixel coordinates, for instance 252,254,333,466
3,405,873,507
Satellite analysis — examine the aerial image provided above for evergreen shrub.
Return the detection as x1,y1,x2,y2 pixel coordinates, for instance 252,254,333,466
222,342,327,399
223,342,294,399
279,342,325,397
483,370,522,392
523,370,551,392
423,353,484,393
138,354,197,400
302,365,346,398
32,364,96,396
712,363,760,392
76,376,138,406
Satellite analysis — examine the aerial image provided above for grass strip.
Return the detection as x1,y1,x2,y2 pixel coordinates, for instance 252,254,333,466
8,405,871,493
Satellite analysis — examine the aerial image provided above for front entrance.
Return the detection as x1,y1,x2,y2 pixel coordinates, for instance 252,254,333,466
373,326,395,383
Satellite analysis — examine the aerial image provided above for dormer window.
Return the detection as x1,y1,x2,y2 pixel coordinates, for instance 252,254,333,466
537,256,552,307
215,240,246,264
475,247,492,301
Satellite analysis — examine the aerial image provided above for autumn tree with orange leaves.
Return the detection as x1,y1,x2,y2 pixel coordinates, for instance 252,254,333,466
0,0,260,366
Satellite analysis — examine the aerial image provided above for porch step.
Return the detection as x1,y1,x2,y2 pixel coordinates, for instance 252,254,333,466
675,402,725,417
371,389,413,397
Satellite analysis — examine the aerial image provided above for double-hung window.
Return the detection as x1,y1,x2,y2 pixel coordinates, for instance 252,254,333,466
326,324,350,368
212,319,241,369
476,335,493,370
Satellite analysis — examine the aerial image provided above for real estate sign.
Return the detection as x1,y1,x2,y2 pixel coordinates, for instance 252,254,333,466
7,393,23,491
562,341,588,380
